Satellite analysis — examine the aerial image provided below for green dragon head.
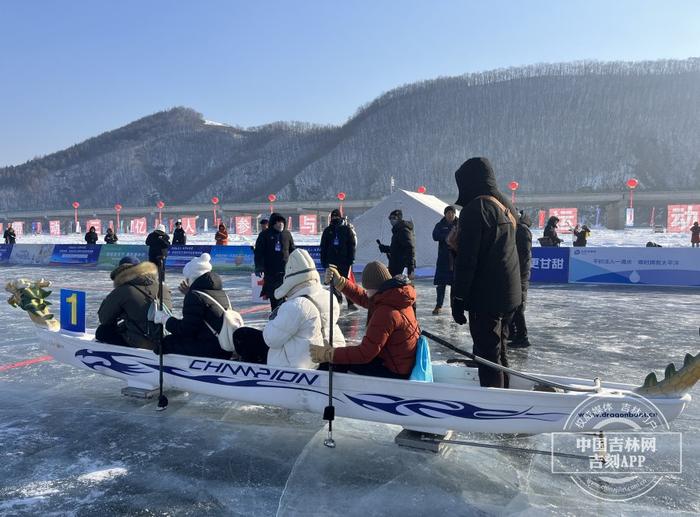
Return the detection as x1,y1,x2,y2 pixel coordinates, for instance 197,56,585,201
636,351,700,398
5,278,60,331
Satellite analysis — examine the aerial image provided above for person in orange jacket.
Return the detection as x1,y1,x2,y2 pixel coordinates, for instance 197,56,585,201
311,261,419,379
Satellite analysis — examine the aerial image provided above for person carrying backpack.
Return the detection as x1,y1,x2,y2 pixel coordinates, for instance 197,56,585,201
150,253,241,359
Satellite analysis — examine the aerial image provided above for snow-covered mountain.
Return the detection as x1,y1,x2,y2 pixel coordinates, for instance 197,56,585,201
1,58,699,210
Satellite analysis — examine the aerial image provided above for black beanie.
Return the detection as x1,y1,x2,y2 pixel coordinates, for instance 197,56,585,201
389,209,403,219
330,209,342,219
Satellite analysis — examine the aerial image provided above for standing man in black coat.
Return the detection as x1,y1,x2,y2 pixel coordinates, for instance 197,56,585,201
320,209,357,309
542,216,563,247
3,224,16,244
254,212,295,310
377,209,416,277
145,224,171,269
85,226,99,245
172,220,187,245
431,205,458,315
509,210,532,348
451,157,521,388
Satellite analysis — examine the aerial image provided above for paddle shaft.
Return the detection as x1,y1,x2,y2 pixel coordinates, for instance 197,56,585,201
322,282,336,447
421,329,602,393
157,259,168,409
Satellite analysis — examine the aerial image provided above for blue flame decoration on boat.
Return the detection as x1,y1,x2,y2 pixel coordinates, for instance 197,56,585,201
345,393,567,421
75,349,335,399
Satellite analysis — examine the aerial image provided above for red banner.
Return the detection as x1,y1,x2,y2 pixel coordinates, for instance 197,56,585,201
130,217,148,235
181,216,197,235
49,220,61,236
86,219,102,234
235,216,252,236
299,214,317,235
538,210,546,228
548,208,577,234
12,221,24,236
667,204,700,233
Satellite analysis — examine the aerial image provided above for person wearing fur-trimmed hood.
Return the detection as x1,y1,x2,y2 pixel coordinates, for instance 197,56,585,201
150,253,235,359
96,256,173,350
232,249,345,368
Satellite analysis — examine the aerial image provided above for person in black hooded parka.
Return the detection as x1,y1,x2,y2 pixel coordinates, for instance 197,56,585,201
509,210,532,348
320,208,357,309
451,157,521,388
377,209,416,276
254,212,295,310
542,216,563,247
145,224,170,266
431,205,458,314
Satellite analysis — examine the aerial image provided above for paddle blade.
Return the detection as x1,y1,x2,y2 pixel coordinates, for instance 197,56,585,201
323,405,335,422
156,394,169,411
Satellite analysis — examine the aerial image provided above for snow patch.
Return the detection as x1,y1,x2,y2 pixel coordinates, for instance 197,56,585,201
77,467,127,483
204,119,230,127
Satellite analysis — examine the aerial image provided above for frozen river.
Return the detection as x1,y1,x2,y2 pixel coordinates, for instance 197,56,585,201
1,266,698,515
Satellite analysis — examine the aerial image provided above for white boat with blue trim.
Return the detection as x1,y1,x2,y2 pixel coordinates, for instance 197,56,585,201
35,326,699,435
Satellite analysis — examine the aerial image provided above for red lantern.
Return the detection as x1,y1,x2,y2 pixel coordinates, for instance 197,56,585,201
71,201,80,227
268,194,277,203
72,201,80,209
508,181,519,191
626,178,638,189
337,192,346,201
417,186,427,194
211,196,219,205
156,200,165,209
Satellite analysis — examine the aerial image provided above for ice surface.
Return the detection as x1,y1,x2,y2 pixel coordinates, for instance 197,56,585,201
0,266,698,515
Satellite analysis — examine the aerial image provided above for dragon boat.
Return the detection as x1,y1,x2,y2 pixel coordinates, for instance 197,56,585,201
34,326,699,435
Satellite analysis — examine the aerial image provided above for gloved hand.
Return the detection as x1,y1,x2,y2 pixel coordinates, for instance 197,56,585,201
376,240,390,254
451,297,467,325
324,265,347,290
152,309,171,326
178,279,190,295
310,344,334,363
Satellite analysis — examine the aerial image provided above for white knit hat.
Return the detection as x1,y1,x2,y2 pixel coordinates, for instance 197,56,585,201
274,249,320,299
183,253,213,284
157,224,166,232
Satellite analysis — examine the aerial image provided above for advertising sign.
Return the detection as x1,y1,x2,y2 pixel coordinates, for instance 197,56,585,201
300,245,323,271
235,216,252,236
12,221,24,236
60,289,86,333
10,244,54,265
49,220,61,236
667,204,700,233
569,247,700,286
530,247,570,283
181,216,197,235
86,219,102,234
50,244,101,265
0,244,12,262
165,245,212,269
548,208,577,234
130,218,148,235
210,245,255,272
96,244,149,269
299,214,318,235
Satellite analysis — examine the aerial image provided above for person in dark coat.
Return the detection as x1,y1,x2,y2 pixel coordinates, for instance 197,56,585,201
377,209,416,276
451,157,521,388
96,256,173,350
172,220,187,245
509,210,532,348
259,218,269,232
320,208,357,310
84,226,99,245
542,216,563,247
3,224,16,244
104,227,118,244
431,205,458,315
254,212,295,310
145,224,170,267
690,222,700,248
151,253,232,359
573,224,590,247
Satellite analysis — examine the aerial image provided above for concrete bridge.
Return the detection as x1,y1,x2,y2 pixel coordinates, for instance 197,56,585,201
1,191,699,230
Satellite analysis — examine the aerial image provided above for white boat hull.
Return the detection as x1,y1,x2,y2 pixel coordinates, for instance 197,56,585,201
37,328,690,435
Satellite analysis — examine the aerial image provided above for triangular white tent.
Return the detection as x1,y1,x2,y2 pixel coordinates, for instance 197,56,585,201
352,189,453,274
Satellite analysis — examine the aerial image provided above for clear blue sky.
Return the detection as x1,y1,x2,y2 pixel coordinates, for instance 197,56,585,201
1,0,698,166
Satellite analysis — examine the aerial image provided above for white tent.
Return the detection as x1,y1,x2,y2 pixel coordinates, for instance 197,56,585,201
351,189,454,275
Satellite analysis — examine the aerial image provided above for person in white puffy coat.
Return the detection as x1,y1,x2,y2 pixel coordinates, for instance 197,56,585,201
233,249,345,368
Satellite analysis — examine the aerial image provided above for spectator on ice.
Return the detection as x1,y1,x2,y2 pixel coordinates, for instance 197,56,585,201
377,209,416,277
85,226,99,245
573,224,590,247
104,227,118,244
3,224,16,244
431,205,458,315
172,220,187,245
541,216,563,247
509,210,532,348
254,212,295,310
215,223,229,245
146,224,170,267
320,208,357,310
691,222,700,248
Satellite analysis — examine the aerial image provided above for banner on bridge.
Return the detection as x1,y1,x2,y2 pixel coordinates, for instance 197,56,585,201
667,204,700,233
49,220,61,236
234,216,252,236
